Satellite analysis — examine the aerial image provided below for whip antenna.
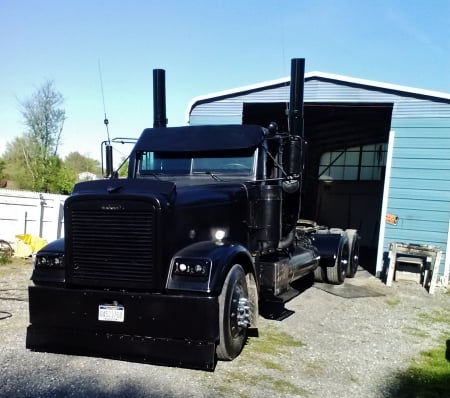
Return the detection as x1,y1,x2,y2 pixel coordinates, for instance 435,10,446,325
98,61,114,177
98,61,111,144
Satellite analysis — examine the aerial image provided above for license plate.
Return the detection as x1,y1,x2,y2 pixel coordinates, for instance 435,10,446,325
98,304,125,322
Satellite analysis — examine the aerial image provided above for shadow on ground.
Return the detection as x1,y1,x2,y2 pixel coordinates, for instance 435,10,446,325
386,372,450,398
384,339,450,398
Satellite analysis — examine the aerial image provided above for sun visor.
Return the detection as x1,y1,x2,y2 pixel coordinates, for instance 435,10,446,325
134,125,265,153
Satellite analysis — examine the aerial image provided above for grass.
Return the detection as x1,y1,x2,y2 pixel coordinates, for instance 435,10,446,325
393,340,450,398
246,324,306,355
0,253,12,265
259,358,284,371
392,305,450,397
385,298,401,307
264,375,309,396
417,309,450,326
210,325,310,397
403,326,429,339
303,360,326,377
215,369,309,397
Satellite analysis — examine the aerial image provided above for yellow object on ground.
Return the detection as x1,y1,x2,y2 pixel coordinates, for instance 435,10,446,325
14,234,47,257
14,240,32,257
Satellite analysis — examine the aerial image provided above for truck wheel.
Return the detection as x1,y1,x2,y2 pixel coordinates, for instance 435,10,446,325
314,265,326,282
345,230,360,278
216,264,250,361
326,237,349,285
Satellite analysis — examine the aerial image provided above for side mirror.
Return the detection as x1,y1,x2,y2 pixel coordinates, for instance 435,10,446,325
102,142,114,178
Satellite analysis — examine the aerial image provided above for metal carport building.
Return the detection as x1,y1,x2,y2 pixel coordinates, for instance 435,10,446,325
186,71,450,281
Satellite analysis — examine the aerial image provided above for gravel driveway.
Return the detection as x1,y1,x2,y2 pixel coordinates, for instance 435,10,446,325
1,258,449,398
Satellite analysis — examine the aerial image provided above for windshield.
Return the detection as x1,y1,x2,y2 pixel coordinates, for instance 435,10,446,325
138,150,257,177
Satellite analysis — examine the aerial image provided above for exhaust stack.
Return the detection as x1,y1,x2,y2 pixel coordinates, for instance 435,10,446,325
153,69,167,128
288,58,305,138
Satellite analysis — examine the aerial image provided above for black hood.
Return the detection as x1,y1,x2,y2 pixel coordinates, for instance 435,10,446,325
72,179,176,205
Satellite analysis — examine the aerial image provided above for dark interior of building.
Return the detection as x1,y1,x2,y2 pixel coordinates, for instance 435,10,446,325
243,102,393,272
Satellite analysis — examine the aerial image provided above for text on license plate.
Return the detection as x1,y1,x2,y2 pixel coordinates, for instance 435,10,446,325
98,304,125,322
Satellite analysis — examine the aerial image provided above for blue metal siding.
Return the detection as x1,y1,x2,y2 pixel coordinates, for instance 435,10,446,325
384,117,450,274
189,79,450,123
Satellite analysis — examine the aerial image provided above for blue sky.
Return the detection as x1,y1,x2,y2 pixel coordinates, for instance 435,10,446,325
1,0,449,161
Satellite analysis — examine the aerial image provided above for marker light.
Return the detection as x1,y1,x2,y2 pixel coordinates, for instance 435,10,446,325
194,264,203,273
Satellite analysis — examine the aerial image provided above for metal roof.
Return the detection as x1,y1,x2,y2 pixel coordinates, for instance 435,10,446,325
186,71,450,122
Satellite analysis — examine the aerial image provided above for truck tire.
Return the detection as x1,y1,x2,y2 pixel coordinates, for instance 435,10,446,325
314,265,326,282
345,229,360,278
216,264,249,361
326,235,349,285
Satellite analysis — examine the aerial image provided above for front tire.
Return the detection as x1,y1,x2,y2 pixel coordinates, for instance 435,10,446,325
216,264,249,361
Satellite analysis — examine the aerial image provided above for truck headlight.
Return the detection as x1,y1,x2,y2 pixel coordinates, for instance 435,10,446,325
35,253,65,269
173,258,211,277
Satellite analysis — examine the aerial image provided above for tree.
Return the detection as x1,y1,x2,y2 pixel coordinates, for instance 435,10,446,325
2,136,76,193
20,80,66,192
65,152,101,176
2,136,36,190
21,80,66,158
46,157,76,194
2,81,73,193
0,158,6,188
118,157,129,177
0,159,5,179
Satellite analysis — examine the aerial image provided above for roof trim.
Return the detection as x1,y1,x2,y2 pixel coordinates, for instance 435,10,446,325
186,71,450,122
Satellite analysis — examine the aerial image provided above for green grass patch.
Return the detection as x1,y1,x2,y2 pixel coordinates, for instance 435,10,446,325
304,360,325,377
385,298,401,307
418,310,450,327
210,325,310,397
394,341,450,398
246,325,306,355
212,383,250,398
216,370,308,397
265,375,309,396
403,326,429,339
0,253,12,265
259,358,284,371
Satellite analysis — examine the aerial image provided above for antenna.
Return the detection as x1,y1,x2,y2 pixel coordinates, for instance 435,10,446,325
98,60,111,144
98,61,114,178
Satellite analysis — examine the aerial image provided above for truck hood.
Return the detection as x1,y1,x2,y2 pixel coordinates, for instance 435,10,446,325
175,183,248,207
71,179,248,209
72,179,176,205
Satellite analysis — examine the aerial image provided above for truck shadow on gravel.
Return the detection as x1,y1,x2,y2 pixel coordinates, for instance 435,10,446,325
3,373,178,398
9,386,167,398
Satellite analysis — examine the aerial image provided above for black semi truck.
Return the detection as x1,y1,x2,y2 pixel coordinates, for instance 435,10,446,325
26,59,359,370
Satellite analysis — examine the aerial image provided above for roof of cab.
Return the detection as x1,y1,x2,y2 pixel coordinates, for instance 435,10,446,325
134,124,265,152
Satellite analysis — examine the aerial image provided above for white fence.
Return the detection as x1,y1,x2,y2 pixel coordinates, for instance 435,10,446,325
0,189,68,245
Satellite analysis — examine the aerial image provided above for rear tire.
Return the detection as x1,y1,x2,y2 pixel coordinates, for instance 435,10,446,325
216,264,249,361
345,230,360,278
314,265,326,282
326,236,349,285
